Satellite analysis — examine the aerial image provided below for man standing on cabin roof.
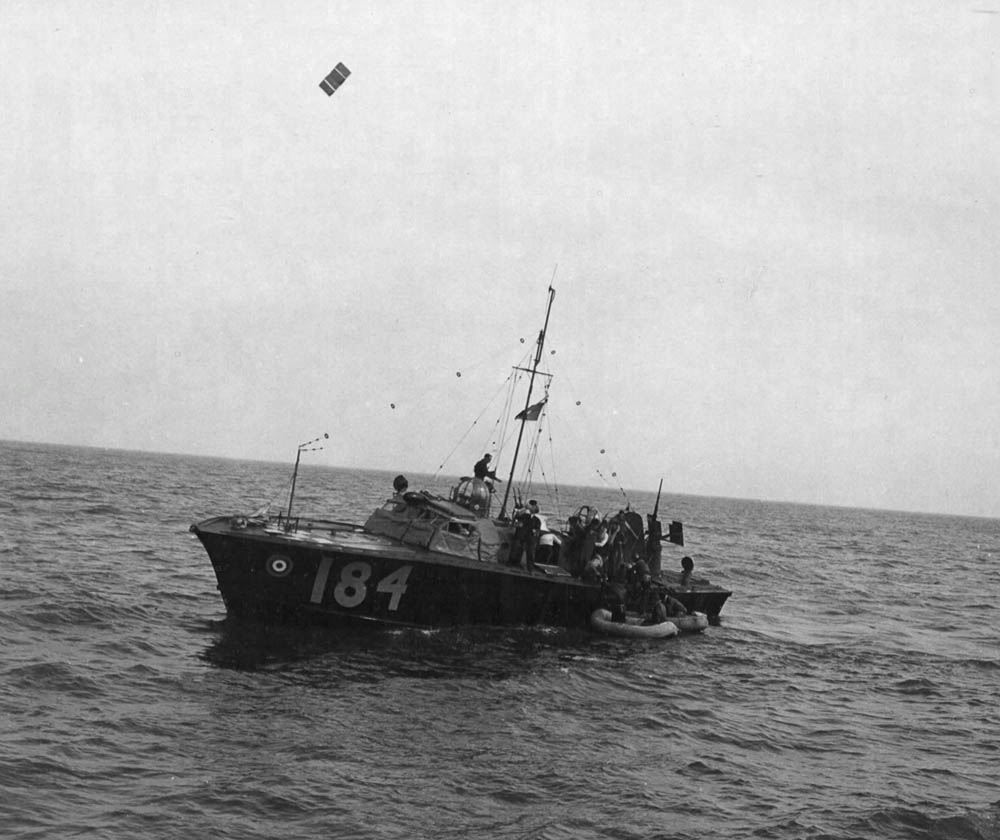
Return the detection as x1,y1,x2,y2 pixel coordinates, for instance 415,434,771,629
473,454,501,487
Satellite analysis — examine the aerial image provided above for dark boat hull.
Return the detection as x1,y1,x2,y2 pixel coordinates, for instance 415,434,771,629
191,516,732,630
193,517,602,628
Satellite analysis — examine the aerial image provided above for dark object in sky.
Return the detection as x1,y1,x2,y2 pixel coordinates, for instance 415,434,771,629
319,63,351,96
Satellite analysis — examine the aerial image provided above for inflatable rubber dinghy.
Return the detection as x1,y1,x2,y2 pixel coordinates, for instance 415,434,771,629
590,609,678,639
670,612,709,633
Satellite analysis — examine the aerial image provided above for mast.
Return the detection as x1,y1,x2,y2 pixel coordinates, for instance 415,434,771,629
499,285,556,519
285,432,328,528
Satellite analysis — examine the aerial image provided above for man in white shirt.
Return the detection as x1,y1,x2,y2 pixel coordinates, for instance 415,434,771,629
528,499,559,565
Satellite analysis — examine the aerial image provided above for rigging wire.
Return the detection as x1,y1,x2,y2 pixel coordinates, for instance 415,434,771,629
505,377,567,517
433,347,535,479
433,370,517,478
552,364,635,495
251,475,293,518
519,407,563,521
542,405,562,519
595,468,631,510
493,361,528,466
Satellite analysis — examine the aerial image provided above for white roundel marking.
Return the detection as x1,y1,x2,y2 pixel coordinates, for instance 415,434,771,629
266,554,293,577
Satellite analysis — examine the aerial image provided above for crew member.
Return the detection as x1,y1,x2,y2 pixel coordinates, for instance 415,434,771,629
473,454,501,487
602,580,627,623
679,556,695,588
527,500,556,565
642,590,668,625
507,505,531,567
663,592,687,617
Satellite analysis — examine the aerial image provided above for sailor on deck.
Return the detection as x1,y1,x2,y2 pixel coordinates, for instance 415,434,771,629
527,499,556,565
679,556,695,588
473,454,501,488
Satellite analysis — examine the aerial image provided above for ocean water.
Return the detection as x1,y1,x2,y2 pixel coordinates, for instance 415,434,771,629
1,440,998,840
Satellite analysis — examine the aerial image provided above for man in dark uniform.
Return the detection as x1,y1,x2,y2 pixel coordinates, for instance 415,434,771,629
473,454,500,483
523,505,540,571
507,505,534,568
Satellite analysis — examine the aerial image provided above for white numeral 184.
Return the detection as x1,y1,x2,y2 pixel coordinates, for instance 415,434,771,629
313,558,412,611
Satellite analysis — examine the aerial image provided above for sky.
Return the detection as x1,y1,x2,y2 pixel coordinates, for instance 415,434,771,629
1,1,998,518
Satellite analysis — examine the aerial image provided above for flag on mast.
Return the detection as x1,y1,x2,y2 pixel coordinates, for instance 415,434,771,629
515,399,547,422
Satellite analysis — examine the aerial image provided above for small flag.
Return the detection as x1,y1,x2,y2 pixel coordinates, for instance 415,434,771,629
319,62,351,96
515,399,546,422
668,520,684,547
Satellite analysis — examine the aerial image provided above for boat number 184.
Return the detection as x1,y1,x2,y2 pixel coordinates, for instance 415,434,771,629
309,556,412,611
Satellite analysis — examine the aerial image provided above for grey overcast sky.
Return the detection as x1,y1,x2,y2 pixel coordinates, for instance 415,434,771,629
2,1,998,517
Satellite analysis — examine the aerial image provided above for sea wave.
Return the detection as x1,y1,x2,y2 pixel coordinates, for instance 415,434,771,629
1,442,998,840
856,802,1000,840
